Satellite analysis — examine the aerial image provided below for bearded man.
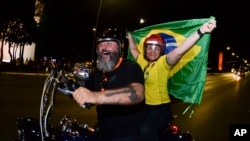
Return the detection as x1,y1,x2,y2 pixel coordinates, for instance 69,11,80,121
72,28,145,141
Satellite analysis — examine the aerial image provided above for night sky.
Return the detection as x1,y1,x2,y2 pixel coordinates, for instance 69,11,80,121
2,0,250,63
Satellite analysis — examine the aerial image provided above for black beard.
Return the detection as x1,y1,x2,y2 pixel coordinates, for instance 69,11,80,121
96,51,119,72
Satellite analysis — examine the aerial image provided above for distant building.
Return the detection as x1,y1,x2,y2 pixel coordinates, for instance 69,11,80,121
0,41,36,63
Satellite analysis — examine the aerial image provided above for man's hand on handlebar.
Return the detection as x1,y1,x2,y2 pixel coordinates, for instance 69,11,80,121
72,87,100,107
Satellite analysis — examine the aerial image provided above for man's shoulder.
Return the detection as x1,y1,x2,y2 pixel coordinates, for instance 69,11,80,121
121,59,143,74
122,58,139,66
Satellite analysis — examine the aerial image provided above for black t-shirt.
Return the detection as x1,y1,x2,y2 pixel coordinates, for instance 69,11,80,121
86,58,145,136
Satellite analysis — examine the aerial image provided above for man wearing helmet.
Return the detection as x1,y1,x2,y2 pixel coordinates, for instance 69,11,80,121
127,19,216,141
72,28,145,141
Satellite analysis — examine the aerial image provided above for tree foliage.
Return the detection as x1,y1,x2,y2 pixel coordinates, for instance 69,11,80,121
0,0,39,65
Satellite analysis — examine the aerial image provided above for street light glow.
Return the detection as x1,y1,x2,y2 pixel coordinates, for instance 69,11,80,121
140,18,145,24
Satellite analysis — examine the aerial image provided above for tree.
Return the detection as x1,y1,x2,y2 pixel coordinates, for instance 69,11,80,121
0,22,7,64
4,18,38,65
0,0,37,64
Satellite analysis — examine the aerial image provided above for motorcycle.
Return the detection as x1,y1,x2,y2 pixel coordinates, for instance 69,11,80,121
15,61,194,141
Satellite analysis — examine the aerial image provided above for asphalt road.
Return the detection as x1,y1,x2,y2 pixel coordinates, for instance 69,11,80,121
170,72,250,141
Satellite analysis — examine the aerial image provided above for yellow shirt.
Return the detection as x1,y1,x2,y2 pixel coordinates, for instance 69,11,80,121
137,54,172,105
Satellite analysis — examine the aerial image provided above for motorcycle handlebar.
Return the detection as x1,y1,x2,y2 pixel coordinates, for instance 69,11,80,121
57,86,92,109
56,68,92,109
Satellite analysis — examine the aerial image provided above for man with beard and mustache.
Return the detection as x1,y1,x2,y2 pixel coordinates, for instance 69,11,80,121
72,28,145,141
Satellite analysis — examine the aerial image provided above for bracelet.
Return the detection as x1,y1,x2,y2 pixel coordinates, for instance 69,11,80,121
197,29,204,37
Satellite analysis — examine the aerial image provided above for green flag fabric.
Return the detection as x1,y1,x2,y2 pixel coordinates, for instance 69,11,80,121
127,17,215,104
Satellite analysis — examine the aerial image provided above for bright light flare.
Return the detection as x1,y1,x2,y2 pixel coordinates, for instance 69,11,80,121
233,74,241,81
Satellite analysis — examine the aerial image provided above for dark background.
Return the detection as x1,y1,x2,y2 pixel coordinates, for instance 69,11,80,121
1,0,250,62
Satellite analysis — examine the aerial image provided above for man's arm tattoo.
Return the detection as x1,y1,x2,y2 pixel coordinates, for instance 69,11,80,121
105,85,139,103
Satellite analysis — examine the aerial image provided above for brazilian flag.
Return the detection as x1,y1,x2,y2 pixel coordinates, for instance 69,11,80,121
127,17,215,104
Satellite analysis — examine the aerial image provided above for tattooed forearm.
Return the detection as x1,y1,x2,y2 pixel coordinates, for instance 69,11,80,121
104,85,139,102
127,86,139,101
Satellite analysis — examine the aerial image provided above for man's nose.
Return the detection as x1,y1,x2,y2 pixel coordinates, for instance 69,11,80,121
100,45,109,51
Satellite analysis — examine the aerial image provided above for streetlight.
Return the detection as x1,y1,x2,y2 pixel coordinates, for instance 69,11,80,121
91,0,103,63
140,18,145,24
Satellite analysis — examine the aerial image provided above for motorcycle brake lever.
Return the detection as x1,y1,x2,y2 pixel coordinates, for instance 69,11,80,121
57,70,92,109
57,86,74,95
57,86,92,109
